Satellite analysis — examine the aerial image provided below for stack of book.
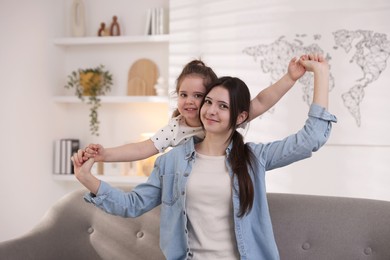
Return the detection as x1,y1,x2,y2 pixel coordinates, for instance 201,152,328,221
145,7,168,35
53,139,80,175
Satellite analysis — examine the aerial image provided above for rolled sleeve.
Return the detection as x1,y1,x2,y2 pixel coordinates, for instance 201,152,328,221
308,104,337,143
309,103,337,123
83,181,111,205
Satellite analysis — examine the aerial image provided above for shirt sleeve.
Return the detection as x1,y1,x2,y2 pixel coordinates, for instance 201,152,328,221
254,103,337,171
151,116,202,152
151,123,175,153
83,168,163,217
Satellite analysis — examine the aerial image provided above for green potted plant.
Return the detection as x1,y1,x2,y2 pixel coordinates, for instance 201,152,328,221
65,64,113,136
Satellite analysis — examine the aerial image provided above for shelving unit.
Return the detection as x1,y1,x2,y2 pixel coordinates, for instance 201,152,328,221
53,1,170,185
53,174,148,185
53,35,169,46
53,95,169,103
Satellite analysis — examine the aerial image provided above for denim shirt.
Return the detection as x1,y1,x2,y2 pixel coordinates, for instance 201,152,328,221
84,104,337,260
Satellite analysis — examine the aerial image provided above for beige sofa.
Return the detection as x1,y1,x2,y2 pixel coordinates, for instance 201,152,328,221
1,187,390,260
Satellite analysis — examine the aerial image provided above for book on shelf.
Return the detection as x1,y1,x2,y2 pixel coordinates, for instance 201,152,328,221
53,138,80,175
145,7,168,35
144,8,152,35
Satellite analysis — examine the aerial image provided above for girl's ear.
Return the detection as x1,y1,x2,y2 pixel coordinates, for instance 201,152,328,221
236,111,248,126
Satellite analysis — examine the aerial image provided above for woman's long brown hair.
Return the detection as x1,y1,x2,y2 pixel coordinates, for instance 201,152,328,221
201,77,256,217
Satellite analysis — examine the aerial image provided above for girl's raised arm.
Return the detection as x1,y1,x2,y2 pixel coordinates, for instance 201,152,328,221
248,57,306,121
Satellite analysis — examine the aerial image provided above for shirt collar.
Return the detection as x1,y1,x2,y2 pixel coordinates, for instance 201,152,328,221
184,137,233,160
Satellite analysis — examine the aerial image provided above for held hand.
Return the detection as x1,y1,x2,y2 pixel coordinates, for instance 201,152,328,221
299,53,329,108
72,149,101,194
287,57,306,81
298,53,329,73
72,149,95,180
84,143,105,162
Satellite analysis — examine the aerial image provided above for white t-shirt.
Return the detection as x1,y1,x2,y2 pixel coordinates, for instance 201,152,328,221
151,115,205,152
186,152,239,259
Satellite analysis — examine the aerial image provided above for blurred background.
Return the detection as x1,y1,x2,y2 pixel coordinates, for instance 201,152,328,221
1,0,389,242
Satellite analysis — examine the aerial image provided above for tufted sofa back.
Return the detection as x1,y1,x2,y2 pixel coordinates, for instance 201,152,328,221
268,193,390,260
1,188,390,259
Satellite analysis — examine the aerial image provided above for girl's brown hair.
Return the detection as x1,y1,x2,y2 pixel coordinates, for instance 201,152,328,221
171,59,218,117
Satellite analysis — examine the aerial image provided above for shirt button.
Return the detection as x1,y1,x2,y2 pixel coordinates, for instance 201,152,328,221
181,191,185,195
184,173,189,177
183,211,186,215
136,231,144,238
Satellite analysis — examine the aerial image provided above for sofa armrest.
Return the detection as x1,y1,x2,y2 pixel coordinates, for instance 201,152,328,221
0,187,165,260
0,189,103,260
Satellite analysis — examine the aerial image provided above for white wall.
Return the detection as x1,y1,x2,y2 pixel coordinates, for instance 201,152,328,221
0,0,83,242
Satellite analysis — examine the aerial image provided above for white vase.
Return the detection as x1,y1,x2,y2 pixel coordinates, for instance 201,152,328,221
154,77,167,96
71,0,86,37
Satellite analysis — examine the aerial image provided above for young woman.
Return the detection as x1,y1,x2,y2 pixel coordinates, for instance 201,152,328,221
82,57,305,162
73,53,336,259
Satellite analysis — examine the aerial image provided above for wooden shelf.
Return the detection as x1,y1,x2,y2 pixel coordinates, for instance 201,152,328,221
53,35,170,46
52,174,148,185
53,95,169,103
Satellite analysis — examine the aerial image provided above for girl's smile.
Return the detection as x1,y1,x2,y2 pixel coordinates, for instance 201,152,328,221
177,76,206,127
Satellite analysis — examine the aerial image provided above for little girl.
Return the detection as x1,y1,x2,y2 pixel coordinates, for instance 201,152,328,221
83,57,305,163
